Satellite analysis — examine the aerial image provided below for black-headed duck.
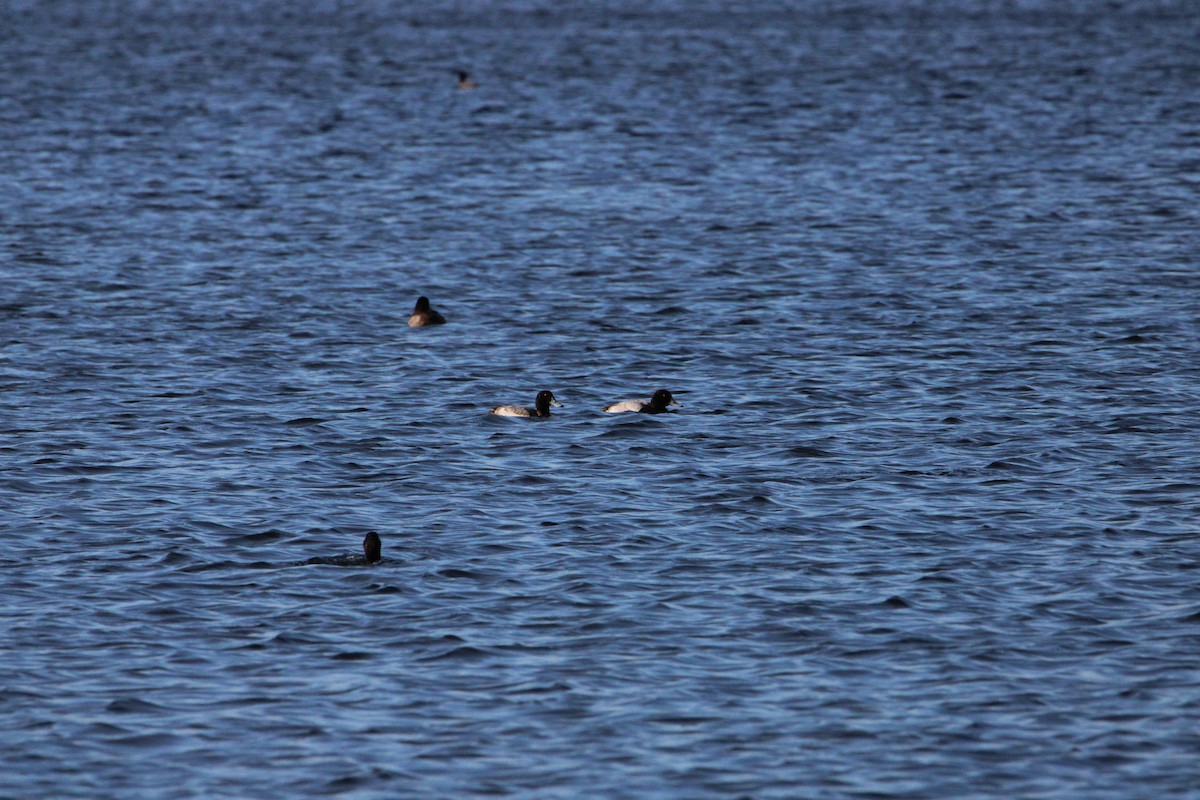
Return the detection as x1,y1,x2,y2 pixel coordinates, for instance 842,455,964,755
408,296,446,327
303,531,382,566
603,389,682,414
489,390,562,418
457,71,478,89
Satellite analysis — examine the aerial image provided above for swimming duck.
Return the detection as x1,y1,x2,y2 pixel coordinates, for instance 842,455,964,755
408,296,446,327
457,71,478,89
362,531,382,563
603,389,682,414
489,390,562,418
303,531,382,566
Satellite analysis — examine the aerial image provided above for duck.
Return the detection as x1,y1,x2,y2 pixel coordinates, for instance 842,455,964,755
303,531,382,566
408,296,446,327
457,71,478,89
362,531,382,562
489,390,562,418
603,388,682,414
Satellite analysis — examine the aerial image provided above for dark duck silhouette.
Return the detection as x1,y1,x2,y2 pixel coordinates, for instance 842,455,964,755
408,296,446,327
302,532,383,566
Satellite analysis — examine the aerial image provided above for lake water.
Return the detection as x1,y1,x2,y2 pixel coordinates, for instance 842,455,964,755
2,1,1199,797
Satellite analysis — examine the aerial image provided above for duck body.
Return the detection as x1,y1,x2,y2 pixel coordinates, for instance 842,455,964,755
490,390,562,418
603,388,682,414
408,296,446,327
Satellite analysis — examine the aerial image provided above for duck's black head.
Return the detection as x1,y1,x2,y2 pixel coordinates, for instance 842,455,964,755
647,389,681,411
534,390,563,417
363,531,382,563
414,296,432,312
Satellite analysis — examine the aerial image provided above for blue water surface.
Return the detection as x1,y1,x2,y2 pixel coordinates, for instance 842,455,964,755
2,1,1199,798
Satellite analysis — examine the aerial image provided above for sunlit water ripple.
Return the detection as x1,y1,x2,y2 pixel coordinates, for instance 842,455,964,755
2,1,1199,798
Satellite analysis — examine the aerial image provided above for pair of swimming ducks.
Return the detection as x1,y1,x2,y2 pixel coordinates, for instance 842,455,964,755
407,296,683,418
490,388,680,417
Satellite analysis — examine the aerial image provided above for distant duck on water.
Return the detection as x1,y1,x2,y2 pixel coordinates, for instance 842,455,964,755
489,390,562,418
603,389,682,414
408,296,446,327
303,532,382,566
457,71,478,89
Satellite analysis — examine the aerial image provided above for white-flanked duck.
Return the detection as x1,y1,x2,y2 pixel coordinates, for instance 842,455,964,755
603,389,681,414
490,390,562,418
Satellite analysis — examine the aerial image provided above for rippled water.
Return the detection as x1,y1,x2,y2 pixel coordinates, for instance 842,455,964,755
3,1,1199,797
